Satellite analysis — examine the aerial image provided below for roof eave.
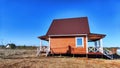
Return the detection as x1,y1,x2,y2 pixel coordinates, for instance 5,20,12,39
38,35,49,41
88,33,106,41
48,34,88,37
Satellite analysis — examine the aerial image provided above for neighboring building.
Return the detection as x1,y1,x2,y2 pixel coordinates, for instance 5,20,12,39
38,17,113,59
6,43,16,49
6,44,11,49
109,47,118,54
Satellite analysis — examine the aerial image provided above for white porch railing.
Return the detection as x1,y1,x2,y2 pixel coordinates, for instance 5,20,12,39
88,47,113,59
88,47,100,52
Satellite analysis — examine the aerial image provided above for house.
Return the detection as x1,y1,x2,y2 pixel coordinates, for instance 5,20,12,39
6,44,11,48
37,17,113,59
6,43,16,49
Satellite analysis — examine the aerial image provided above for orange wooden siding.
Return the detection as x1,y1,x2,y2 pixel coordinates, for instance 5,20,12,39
50,36,87,54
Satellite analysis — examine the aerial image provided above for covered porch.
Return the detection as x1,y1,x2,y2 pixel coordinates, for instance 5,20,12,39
87,33,105,54
87,33,113,59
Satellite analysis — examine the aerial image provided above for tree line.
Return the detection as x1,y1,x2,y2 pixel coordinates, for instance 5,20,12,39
0,43,37,49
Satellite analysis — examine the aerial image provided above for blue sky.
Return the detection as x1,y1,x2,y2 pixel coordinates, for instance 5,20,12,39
0,0,120,47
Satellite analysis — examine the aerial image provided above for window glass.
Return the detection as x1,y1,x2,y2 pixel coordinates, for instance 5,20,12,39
76,37,83,47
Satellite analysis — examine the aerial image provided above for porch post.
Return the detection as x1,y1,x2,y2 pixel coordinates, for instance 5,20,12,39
98,40,100,48
100,39,103,53
94,41,97,48
36,39,42,56
40,39,42,51
48,37,50,52
46,37,50,56
86,35,88,53
94,41,98,52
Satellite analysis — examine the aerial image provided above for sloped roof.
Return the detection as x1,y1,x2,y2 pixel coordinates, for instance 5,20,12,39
46,17,90,35
38,17,106,41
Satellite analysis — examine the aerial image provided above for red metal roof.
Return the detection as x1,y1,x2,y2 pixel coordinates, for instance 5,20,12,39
38,17,106,41
88,33,106,41
46,17,90,35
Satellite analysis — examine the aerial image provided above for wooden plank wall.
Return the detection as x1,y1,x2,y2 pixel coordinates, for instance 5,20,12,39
50,36,87,54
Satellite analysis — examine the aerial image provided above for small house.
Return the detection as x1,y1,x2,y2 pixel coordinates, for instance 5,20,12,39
37,17,113,59
6,44,11,49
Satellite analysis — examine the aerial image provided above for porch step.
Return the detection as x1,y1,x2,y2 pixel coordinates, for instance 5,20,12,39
103,49,113,59
36,46,50,57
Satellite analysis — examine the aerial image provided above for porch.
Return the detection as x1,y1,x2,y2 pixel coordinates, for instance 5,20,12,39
88,33,113,59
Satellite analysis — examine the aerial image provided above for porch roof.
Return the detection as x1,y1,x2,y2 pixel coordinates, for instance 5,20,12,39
38,35,49,41
88,33,106,41
38,33,106,41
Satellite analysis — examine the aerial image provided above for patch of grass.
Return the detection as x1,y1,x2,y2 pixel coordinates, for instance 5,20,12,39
0,49,120,68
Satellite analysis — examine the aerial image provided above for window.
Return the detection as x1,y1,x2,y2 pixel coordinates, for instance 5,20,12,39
76,37,84,47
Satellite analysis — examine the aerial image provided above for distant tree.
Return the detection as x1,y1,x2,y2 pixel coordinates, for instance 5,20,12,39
1,45,5,48
23,45,26,48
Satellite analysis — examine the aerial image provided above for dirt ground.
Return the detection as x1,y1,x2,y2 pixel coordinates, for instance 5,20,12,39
0,49,120,68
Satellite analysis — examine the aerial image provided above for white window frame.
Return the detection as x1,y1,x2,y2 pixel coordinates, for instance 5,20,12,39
76,37,84,47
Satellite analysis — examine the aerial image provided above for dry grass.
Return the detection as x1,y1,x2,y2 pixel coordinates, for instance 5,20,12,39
0,49,120,68
0,49,36,59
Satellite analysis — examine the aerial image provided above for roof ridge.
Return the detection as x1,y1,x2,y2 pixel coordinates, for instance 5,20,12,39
53,16,88,21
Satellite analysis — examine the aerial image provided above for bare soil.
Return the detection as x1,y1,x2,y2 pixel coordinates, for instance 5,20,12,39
0,49,120,68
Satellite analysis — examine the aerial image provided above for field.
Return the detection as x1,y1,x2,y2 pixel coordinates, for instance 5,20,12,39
0,49,120,68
